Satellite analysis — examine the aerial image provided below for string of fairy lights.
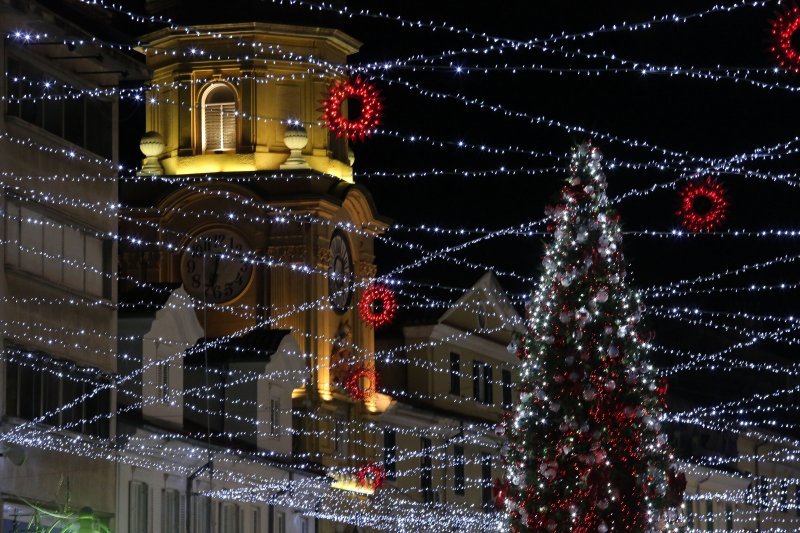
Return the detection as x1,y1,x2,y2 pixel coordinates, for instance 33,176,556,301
4,137,800,424
1,141,792,374
4,0,800,531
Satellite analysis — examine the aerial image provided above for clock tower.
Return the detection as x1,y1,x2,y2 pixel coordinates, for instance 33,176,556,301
119,21,394,522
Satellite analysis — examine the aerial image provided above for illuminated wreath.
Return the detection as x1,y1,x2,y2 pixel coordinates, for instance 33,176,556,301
355,462,386,491
321,76,382,141
676,178,729,231
345,364,379,401
770,4,800,73
358,283,398,328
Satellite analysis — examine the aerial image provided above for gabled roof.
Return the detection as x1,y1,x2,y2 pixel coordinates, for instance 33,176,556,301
119,283,182,314
438,271,524,335
185,329,292,367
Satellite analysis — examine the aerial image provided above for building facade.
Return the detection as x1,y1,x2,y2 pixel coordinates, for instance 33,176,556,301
116,285,314,533
375,272,523,530
0,0,144,529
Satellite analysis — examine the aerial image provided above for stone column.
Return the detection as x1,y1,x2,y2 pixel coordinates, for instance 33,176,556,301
175,70,194,156
238,64,259,153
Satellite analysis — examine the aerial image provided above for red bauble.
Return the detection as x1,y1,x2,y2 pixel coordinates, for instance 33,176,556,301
771,4,800,73
666,469,687,507
358,283,398,328
345,364,379,401
493,478,511,510
321,76,382,141
355,462,386,491
676,178,729,231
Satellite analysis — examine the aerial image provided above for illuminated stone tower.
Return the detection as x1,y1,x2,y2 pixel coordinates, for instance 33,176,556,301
120,21,394,528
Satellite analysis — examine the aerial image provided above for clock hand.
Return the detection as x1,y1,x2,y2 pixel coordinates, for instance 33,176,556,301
208,253,222,288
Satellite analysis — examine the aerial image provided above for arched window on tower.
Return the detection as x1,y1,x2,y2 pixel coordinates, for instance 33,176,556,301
201,84,237,153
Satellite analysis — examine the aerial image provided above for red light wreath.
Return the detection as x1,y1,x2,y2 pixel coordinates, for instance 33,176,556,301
355,462,386,491
321,76,382,141
676,178,729,232
358,283,397,328
345,365,379,401
771,4,800,73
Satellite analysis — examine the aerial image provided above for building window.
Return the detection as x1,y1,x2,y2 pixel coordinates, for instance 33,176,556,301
157,361,170,403
251,507,261,533
161,489,180,533
129,481,149,533
4,350,111,437
453,445,465,496
472,361,480,401
4,200,113,299
270,397,281,437
301,518,310,533
384,428,397,480
6,56,113,159
275,511,286,533
796,485,800,518
686,501,694,529
483,364,493,404
502,369,512,410
220,502,240,533
334,416,347,455
705,500,713,531
481,453,492,511
477,301,487,328
449,353,460,395
192,495,210,533
421,438,433,503
202,83,237,153
725,504,733,531
472,361,493,405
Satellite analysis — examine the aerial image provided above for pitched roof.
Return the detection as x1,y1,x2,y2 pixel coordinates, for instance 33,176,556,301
185,328,292,367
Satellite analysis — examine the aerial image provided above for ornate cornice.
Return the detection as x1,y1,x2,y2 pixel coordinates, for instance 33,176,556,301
268,245,307,264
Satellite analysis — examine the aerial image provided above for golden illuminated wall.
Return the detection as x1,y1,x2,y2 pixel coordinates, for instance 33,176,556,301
141,22,360,180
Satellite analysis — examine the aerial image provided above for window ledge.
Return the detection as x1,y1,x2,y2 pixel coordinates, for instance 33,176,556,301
5,115,115,168
4,265,115,306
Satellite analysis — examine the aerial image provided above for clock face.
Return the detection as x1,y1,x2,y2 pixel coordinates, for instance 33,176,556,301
328,233,354,314
180,228,253,304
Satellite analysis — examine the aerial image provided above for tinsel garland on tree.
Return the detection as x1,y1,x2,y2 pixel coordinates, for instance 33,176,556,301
502,143,685,532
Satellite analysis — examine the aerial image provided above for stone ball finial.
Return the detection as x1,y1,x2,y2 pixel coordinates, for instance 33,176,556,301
281,122,310,169
139,131,165,175
347,145,355,167
140,131,165,158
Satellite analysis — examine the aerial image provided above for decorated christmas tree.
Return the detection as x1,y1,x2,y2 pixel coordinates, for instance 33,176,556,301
502,143,685,532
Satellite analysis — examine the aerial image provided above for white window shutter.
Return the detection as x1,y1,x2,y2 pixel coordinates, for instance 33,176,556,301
204,103,236,152
221,103,235,150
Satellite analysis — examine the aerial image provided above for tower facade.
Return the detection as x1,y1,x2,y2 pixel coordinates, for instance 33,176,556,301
120,21,393,532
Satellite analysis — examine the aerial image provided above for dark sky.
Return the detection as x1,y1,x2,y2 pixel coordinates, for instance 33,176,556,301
111,0,800,402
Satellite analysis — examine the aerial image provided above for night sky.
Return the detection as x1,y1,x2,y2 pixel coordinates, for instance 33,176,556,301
111,0,800,413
